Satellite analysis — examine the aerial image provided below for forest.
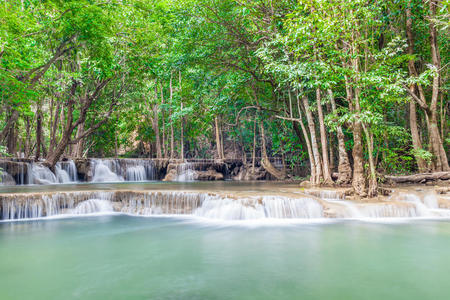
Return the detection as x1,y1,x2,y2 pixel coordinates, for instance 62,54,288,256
0,0,448,196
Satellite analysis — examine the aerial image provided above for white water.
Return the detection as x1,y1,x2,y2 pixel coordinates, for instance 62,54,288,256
2,158,159,185
92,159,157,182
2,189,449,222
126,166,147,181
73,199,114,214
91,159,124,182
56,160,78,182
29,164,57,185
194,196,323,220
175,163,195,181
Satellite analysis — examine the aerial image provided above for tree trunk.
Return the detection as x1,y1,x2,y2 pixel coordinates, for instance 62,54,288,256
35,109,42,160
405,2,429,172
252,117,257,171
259,119,285,180
153,85,162,159
169,73,175,159
316,89,333,184
180,101,184,160
328,89,352,184
295,90,316,182
160,83,166,158
362,124,378,197
301,93,323,184
72,122,84,158
215,116,223,160
352,89,367,197
428,0,449,171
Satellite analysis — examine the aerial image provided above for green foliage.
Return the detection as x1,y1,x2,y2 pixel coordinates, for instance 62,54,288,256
0,0,447,177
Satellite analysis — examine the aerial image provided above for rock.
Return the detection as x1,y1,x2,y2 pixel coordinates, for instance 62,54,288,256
194,169,223,181
162,169,178,181
74,158,90,181
0,160,29,177
436,187,450,194
299,180,310,188
378,187,392,196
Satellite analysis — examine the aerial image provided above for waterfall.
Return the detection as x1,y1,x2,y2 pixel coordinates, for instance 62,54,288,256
92,159,157,182
55,164,71,183
120,192,205,215
194,196,323,220
29,164,57,185
57,160,78,182
175,163,195,181
73,199,114,214
126,166,146,181
91,159,124,182
2,190,450,221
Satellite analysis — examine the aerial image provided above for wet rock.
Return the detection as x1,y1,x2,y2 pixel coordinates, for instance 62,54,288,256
74,158,90,181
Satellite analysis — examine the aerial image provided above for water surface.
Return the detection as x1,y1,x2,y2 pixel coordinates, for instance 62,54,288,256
1,216,449,300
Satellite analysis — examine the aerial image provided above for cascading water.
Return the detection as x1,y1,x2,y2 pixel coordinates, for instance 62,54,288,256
91,159,124,182
194,196,324,220
1,189,450,222
29,164,57,185
91,159,157,182
55,164,71,183
56,160,78,183
73,199,114,214
126,166,146,181
175,163,195,181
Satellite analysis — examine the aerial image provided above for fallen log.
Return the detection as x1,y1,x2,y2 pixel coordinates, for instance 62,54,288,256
386,172,450,184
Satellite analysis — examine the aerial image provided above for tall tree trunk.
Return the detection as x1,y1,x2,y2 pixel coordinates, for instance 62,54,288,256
352,90,367,197
169,73,175,159
180,101,184,160
35,109,42,160
24,116,31,158
428,0,449,171
405,2,429,171
7,123,17,155
252,117,257,171
160,83,166,158
50,101,61,153
328,89,352,184
350,31,367,196
215,116,223,160
362,124,378,197
72,122,84,158
301,93,323,184
316,89,333,184
178,71,184,160
294,90,316,182
153,85,162,159
259,119,285,180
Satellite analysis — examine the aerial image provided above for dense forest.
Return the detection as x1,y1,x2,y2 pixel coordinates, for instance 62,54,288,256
0,0,448,196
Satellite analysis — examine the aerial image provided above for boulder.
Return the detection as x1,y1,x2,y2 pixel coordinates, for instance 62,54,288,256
194,169,224,181
162,169,178,181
